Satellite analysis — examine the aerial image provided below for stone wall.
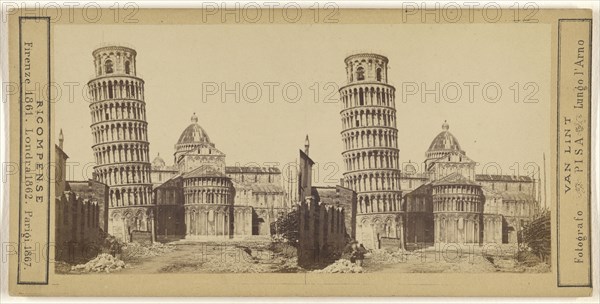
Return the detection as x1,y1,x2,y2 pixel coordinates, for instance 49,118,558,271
55,192,103,262
482,214,503,244
297,197,348,267
154,176,185,237
68,180,109,233
476,174,535,194
55,145,108,262
311,186,357,239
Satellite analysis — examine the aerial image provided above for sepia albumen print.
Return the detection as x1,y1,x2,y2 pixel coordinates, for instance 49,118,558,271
6,6,593,297
52,23,552,275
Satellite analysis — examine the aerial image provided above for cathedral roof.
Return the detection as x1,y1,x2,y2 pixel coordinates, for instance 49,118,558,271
154,174,182,188
177,113,212,145
480,185,503,197
427,121,463,153
405,183,433,196
225,166,281,174
183,166,228,179
233,182,284,193
475,174,533,182
431,172,479,186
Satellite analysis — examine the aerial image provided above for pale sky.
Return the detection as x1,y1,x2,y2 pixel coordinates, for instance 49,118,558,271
54,23,552,185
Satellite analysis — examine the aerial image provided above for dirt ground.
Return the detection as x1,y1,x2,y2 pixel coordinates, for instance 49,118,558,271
57,241,550,274
364,244,551,273
120,241,300,274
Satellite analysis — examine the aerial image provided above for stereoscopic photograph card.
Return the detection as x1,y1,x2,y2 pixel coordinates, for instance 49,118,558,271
3,3,595,297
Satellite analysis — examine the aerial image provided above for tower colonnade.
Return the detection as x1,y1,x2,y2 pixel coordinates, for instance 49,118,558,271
88,46,154,242
340,53,404,249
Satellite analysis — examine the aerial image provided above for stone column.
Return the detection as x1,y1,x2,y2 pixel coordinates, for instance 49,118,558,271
185,210,191,235
121,216,128,242
224,213,229,237
205,211,209,236
195,210,200,235
398,215,405,250
198,210,204,235
149,210,156,243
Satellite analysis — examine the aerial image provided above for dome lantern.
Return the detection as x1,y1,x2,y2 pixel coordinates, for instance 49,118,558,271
425,120,465,160
442,120,449,131
175,112,215,154
152,152,166,168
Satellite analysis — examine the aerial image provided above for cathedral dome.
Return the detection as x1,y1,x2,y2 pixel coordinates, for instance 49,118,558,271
177,113,212,145
152,153,166,168
426,121,465,159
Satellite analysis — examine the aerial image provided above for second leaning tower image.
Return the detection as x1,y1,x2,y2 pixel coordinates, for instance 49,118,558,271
339,53,404,249
88,46,154,242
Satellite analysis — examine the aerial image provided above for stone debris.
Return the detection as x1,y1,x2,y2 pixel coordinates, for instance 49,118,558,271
187,247,267,273
123,242,175,258
493,258,517,269
446,255,497,273
157,243,302,274
368,249,407,264
313,259,364,273
54,261,72,274
279,256,300,271
71,253,126,273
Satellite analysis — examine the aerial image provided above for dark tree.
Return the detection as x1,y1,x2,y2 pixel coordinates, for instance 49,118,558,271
271,209,299,246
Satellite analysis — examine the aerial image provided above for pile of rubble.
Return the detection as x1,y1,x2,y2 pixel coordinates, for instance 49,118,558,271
313,259,364,273
446,255,497,273
368,249,407,265
199,247,268,273
71,253,126,273
123,242,175,258
279,256,300,272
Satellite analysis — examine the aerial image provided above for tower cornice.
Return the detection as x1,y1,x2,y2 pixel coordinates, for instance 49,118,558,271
92,140,149,149
88,75,145,85
338,82,395,92
344,53,389,64
92,45,137,57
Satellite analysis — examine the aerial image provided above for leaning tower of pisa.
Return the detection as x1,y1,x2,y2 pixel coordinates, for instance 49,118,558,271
88,46,154,242
339,53,404,249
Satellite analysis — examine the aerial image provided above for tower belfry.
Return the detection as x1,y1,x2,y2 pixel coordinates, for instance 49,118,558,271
88,46,154,242
339,53,404,249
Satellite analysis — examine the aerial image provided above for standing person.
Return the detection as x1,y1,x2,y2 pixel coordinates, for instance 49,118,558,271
349,241,359,264
109,237,118,257
109,236,122,259
355,243,367,267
